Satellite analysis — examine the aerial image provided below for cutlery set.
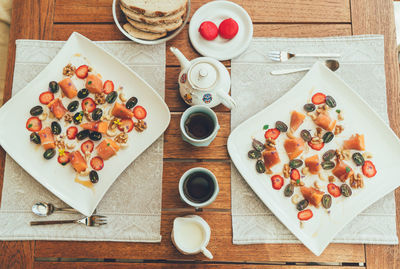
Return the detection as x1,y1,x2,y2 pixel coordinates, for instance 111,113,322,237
31,202,106,227
269,51,341,75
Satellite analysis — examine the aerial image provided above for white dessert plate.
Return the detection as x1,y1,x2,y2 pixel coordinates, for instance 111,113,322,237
0,32,171,216
189,0,253,61
228,62,400,256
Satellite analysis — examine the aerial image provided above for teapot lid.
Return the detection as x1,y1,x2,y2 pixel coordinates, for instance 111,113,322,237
188,61,218,90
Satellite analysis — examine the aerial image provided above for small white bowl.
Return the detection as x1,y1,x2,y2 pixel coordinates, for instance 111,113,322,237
112,0,191,45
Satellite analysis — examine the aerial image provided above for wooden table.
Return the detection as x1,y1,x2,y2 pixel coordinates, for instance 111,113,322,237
1,0,399,268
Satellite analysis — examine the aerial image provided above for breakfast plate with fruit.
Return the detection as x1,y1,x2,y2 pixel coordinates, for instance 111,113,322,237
189,0,253,60
0,32,171,216
227,61,400,255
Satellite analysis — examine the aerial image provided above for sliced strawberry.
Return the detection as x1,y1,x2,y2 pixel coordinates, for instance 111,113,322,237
118,119,134,133
308,141,324,151
57,151,70,166
26,117,42,132
133,105,147,120
75,65,89,79
90,156,104,171
290,168,300,181
311,92,326,105
264,128,280,140
81,97,96,113
271,175,284,190
298,209,313,221
103,80,114,94
81,140,94,154
327,183,341,198
39,92,54,105
66,126,78,140
362,160,377,178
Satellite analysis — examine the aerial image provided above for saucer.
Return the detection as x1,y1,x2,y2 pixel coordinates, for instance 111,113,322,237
188,1,253,61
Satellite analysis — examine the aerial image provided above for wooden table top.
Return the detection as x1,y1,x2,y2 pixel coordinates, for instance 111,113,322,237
1,0,399,268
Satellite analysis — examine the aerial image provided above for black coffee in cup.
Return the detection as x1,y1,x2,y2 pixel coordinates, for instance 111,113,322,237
184,112,214,140
183,171,215,203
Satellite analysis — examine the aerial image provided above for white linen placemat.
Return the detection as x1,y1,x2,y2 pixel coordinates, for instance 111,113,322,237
0,40,165,242
231,35,398,245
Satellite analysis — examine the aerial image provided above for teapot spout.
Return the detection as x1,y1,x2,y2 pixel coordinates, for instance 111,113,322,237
170,47,191,70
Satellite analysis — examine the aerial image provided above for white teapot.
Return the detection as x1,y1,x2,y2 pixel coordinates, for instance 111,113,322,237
170,47,236,109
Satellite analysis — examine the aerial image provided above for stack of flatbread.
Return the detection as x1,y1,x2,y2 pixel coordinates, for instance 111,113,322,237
120,0,188,40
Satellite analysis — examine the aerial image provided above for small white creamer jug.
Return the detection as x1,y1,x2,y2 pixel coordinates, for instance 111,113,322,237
171,215,213,259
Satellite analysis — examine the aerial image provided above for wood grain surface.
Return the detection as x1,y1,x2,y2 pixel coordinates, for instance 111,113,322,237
34,262,363,269
0,0,398,268
34,212,365,263
53,0,351,23
351,0,400,268
51,24,352,67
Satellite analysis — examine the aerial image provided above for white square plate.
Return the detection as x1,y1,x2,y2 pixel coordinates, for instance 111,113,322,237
0,32,170,216
228,62,400,255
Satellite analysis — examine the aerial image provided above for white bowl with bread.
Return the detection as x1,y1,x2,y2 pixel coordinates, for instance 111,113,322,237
112,0,190,44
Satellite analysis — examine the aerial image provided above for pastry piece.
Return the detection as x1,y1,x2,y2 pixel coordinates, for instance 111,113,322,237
314,111,336,131
332,160,354,182
120,0,187,17
263,150,281,169
284,137,305,160
120,4,185,25
290,110,306,132
122,23,167,40
127,16,182,34
305,154,320,174
343,134,365,151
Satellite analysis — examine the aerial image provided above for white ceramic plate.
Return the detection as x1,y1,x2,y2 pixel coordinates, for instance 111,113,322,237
189,0,253,61
228,62,400,256
0,32,170,216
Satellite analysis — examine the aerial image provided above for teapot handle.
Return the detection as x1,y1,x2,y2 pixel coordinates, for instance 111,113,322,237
216,89,237,110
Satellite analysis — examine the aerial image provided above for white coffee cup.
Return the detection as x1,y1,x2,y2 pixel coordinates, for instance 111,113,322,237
171,215,213,259
180,105,220,147
178,167,219,209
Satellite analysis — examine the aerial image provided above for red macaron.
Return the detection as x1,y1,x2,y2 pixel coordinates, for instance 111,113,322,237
199,21,218,41
219,18,239,39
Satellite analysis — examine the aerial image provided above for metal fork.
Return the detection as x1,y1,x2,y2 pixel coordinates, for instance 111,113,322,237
30,215,107,227
268,50,340,62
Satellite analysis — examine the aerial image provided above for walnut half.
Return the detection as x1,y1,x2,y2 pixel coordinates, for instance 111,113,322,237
114,133,128,144
350,173,364,188
134,120,147,132
63,64,75,77
95,93,106,105
283,164,290,178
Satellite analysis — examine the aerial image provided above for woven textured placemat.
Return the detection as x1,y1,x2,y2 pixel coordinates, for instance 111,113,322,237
0,40,165,242
231,35,398,245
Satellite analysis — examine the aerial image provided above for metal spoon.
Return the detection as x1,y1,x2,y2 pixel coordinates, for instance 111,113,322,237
32,202,79,217
270,60,339,75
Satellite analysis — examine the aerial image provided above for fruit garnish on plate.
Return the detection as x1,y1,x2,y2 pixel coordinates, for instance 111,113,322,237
27,60,149,187
246,92,377,223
